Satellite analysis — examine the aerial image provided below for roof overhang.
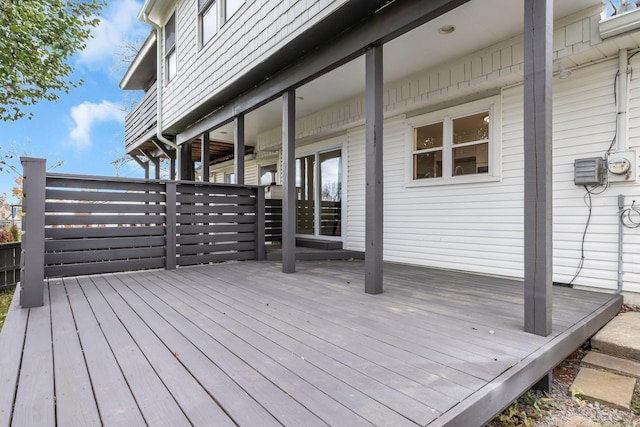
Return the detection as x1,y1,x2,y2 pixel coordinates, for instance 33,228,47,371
139,0,174,26
600,8,640,39
119,31,157,91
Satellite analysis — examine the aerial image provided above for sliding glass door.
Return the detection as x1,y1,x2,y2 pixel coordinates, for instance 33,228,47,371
296,148,342,238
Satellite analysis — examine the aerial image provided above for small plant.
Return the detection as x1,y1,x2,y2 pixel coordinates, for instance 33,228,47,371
0,290,14,332
9,224,20,242
0,228,13,243
493,391,559,426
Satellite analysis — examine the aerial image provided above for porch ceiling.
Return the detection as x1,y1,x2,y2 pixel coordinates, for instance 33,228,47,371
205,0,602,145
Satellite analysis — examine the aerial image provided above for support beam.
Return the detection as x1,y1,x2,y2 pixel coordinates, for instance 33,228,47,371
141,149,160,180
365,45,384,295
131,154,150,179
201,132,210,182
152,140,177,180
523,0,553,336
282,89,296,274
234,115,245,185
20,157,46,308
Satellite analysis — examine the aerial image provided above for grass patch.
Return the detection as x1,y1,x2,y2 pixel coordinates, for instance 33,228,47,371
0,289,15,332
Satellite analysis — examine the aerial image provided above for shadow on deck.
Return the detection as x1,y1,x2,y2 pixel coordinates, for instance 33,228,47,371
0,260,622,426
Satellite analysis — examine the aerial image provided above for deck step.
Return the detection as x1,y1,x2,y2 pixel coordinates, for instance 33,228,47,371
295,238,342,250
570,367,636,411
591,312,640,361
581,351,640,378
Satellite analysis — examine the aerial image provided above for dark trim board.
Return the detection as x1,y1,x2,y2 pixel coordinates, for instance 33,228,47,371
0,261,621,426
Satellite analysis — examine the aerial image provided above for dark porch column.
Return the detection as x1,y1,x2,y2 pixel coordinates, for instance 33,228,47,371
179,140,194,181
365,45,383,295
234,115,245,185
152,141,177,180
201,132,210,182
524,0,553,336
282,89,296,273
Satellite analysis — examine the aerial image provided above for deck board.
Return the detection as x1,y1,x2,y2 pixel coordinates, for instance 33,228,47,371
0,260,622,427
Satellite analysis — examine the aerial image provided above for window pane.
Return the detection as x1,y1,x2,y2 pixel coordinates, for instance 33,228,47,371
414,122,443,151
167,50,176,82
296,155,315,235
452,112,489,145
225,173,235,184
202,3,217,45
260,164,277,185
414,150,442,179
319,150,342,237
225,0,244,20
452,142,489,176
165,13,175,51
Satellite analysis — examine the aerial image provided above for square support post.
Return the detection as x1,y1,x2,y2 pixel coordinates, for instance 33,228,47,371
179,140,195,181
234,115,245,185
365,45,384,295
524,0,553,336
20,157,46,308
282,89,296,273
165,182,177,270
201,132,210,182
254,187,266,261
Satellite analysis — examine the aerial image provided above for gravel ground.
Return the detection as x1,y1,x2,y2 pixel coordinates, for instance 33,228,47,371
489,305,640,427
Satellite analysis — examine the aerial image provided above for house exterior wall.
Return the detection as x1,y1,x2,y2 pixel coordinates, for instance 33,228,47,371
162,0,350,128
207,6,640,298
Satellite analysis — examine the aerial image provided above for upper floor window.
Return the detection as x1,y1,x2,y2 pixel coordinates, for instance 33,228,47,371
224,0,244,21
165,12,177,83
199,0,217,45
408,97,500,184
199,0,245,47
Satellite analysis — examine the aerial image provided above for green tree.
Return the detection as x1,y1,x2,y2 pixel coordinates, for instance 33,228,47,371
0,0,104,122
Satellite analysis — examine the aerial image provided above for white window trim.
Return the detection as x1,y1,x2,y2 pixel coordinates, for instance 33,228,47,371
405,96,502,187
198,0,245,49
164,11,177,84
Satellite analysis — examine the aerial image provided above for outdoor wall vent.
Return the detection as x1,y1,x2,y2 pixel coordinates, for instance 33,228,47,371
574,157,605,186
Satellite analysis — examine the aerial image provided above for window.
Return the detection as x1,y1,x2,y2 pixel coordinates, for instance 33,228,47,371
224,172,235,184
199,0,244,47
165,12,176,82
409,97,499,183
224,0,244,21
260,164,277,185
199,0,217,46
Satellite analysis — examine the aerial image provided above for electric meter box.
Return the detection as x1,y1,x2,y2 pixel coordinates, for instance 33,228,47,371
607,150,637,183
574,157,605,186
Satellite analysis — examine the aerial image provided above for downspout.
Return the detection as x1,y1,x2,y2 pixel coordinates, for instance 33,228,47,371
141,12,179,153
617,194,624,294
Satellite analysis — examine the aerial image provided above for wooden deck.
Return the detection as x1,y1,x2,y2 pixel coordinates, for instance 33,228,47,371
0,260,622,426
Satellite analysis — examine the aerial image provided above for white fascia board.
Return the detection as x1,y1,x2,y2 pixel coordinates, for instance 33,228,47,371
600,9,640,39
119,31,157,90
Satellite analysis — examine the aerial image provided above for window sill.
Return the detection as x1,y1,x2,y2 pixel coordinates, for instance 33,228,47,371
405,173,501,188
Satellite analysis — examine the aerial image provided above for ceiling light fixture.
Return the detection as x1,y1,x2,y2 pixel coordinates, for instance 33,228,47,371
438,25,456,35
555,60,572,80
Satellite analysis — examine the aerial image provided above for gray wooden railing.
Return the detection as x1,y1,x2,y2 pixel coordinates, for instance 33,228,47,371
20,157,265,308
124,80,157,151
0,242,20,290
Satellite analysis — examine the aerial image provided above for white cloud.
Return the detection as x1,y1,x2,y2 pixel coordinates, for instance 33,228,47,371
76,0,147,71
68,101,126,147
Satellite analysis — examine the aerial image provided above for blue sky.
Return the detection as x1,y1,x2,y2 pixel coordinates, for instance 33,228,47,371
1,0,149,203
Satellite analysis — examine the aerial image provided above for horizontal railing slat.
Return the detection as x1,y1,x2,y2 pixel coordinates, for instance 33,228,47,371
176,241,255,256
45,215,166,226
177,233,255,245
46,202,165,214
45,258,165,278
45,225,165,239
176,251,254,266
46,189,165,203
45,247,166,264
45,236,166,252
177,214,256,225
176,223,256,234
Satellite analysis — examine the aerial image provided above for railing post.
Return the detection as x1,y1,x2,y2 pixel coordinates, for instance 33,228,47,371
165,182,177,269
20,157,46,308
255,187,265,261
